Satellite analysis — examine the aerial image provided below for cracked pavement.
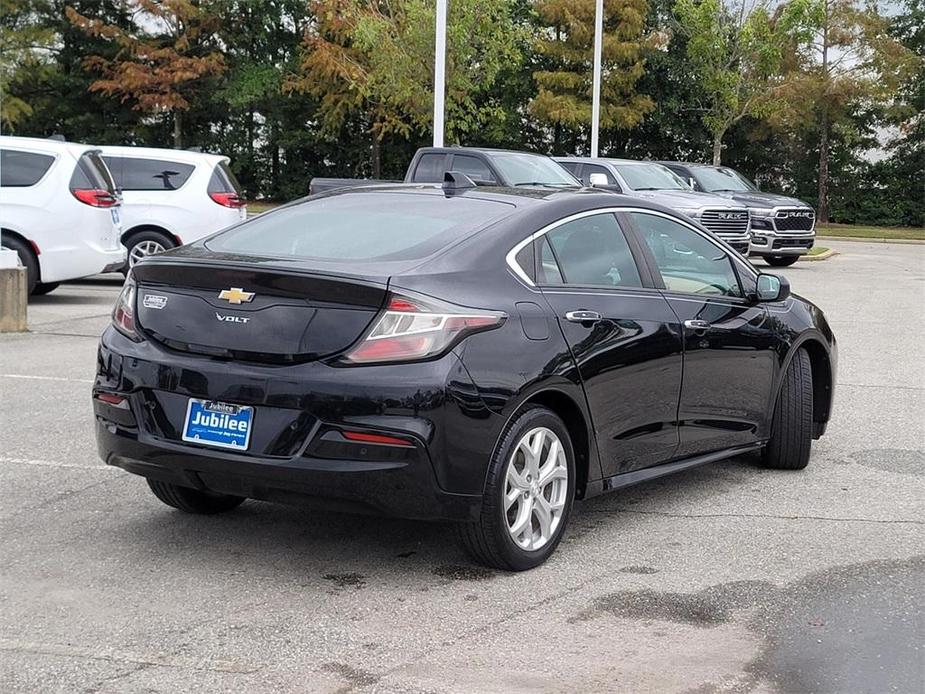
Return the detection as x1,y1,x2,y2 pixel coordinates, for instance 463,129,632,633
0,240,922,693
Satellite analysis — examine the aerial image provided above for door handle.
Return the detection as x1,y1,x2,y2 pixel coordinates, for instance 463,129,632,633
565,310,602,324
684,319,711,332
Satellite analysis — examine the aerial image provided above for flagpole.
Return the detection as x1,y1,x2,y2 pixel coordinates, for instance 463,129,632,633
433,0,447,147
590,0,603,157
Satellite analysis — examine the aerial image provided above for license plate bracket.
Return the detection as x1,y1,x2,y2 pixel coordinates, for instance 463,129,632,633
182,399,254,451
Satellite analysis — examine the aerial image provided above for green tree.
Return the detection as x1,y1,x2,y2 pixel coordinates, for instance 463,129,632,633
529,0,653,153
287,0,522,176
674,0,818,165
0,0,56,128
67,0,226,147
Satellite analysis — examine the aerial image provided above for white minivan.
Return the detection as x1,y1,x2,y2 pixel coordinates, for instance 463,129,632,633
98,147,246,268
0,136,125,295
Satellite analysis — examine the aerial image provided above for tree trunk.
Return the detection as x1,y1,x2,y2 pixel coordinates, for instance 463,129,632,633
712,131,723,165
371,135,381,179
172,111,183,149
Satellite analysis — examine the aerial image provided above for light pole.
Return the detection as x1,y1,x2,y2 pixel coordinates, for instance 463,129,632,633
590,0,603,158
433,0,447,147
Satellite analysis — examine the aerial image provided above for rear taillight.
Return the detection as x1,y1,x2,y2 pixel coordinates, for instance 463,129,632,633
112,276,140,340
72,188,118,208
210,192,246,208
343,292,505,365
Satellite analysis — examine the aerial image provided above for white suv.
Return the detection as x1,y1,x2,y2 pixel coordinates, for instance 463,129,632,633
0,136,125,295
98,147,246,268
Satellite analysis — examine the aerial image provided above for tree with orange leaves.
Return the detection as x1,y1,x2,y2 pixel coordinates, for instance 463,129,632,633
66,0,225,147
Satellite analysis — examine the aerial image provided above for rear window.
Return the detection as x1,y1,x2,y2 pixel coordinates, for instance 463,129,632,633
104,156,195,191
1,149,55,187
69,151,117,193
207,160,243,194
411,153,447,182
206,192,513,262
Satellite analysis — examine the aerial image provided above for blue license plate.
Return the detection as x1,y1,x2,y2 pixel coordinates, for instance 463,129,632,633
182,399,253,451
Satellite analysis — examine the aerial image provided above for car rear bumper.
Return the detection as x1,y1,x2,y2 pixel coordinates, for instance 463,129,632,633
93,326,494,521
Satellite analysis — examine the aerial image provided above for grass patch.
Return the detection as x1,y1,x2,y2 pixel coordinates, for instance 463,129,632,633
817,223,924,241
807,246,829,256
245,201,281,214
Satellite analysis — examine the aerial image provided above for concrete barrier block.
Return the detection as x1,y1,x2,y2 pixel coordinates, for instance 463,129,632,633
0,267,28,332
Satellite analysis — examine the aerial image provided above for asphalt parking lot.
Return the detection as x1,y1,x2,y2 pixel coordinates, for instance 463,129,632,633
1,239,922,693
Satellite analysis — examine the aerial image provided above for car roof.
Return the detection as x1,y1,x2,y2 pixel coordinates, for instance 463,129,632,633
554,156,668,167
0,135,100,158
97,145,228,165
417,146,555,157
658,161,724,170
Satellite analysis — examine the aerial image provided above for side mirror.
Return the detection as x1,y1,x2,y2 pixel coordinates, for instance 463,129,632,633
588,172,608,187
756,273,790,302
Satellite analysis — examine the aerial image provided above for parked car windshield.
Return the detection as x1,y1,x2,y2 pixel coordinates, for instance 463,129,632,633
614,163,689,191
489,153,580,187
694,166,757,193
206,192,513,262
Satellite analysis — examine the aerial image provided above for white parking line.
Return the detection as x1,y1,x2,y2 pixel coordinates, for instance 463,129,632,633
0,456,114,471
0,374,94,384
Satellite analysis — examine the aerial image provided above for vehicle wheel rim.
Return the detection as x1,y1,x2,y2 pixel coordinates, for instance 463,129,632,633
129,240,166,267
504,426,568,551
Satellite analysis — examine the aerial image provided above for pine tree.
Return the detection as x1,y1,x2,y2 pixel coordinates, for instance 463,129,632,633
529,0,654,153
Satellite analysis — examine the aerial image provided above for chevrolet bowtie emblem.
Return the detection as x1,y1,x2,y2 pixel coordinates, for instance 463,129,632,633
218,287,255,304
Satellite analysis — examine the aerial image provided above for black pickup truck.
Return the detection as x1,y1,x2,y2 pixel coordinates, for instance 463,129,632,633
309,146,582,194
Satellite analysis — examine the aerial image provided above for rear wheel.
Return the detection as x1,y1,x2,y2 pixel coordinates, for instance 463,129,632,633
762,348,813,470
765,255,799,267
1,236,39,294
125,230,176,271
146,479,245,514
456,406,575,571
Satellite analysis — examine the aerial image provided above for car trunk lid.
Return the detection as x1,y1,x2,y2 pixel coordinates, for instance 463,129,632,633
132,259,387,363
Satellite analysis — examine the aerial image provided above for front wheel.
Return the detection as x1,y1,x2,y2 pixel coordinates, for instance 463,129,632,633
456,406,575,571
762,348,813,470
765,255,800,267
147,479,245,514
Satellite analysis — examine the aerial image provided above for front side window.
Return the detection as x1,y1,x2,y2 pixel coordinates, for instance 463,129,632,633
1,149,55,187
451,155,496,183
104,156,195,191
539,213,641,288
631,212,742,297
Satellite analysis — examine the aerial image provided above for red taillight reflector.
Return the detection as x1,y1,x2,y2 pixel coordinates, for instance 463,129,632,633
341,430,415,447
95,392,129,409
210,192,246,208
72,188,118,208
387,297,422,312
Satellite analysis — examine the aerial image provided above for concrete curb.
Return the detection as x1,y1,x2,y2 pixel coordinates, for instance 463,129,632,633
816,235,925,245
799,248,838,262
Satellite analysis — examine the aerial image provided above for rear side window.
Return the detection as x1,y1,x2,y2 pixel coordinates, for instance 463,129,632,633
411,153,447,182
0,149,55,187
105,156,194,191
70,151,117,193
541,213,642,288
207,160,243,194
207,192,512,263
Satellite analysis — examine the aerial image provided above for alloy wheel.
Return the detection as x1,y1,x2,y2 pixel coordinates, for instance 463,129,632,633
129,240,166,267
504,426,569,551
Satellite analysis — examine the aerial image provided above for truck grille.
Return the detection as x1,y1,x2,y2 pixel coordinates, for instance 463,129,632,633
773,208,815,232
700,209,750,237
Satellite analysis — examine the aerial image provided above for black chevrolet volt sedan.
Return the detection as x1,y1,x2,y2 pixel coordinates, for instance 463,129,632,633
93,178,837,570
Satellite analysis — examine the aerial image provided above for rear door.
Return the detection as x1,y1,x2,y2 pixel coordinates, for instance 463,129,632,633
533,210,684,477
625,210,777,457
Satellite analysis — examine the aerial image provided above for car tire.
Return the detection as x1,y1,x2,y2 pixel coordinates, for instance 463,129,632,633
146,479,245,514
1,236,39,294
762,348,813,470
456,405,575,571
125,230,177,271
765,255,799,267
33,282,60,296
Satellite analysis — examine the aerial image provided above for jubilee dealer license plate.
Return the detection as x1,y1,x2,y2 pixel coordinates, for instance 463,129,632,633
182,399,254,451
